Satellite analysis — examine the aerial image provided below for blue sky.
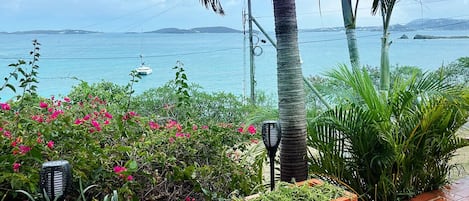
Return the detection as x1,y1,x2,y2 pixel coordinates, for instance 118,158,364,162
1,0,468,32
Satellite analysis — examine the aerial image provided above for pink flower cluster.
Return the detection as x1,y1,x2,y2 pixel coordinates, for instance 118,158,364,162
185,196,196,201
74,108,113,133
113,166,133,181
122,111,138,121
0,102,11,111
13,163,21,172
33,97,72,123
237,124,257,135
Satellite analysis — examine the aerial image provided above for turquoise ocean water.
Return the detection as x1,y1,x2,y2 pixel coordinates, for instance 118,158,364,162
1,30,468,100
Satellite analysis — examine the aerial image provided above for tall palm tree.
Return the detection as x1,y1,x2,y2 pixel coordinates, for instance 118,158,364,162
372,0,397,91
272,0,308,182
341,0,360,68
199,0,309,183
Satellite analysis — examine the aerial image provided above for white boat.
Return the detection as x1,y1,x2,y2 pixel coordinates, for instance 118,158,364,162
135,55,152,75
136,65,152,75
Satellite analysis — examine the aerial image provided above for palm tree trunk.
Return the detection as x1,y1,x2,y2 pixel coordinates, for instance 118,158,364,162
373,0,396,91
341,0,360,68
380,32,390,91
272,0,308,183
345,28,360,68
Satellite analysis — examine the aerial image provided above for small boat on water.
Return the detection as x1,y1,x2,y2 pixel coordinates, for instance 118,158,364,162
136,65,152,75
135,55,152,75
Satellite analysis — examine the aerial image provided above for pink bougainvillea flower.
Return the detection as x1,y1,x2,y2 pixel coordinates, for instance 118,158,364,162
0,103,11,110
175,132,184,138
32,115,44,123
113,166,127,174
74,118,84,125
166,120,177,129
185,133,191,138
104,120,110,125
91,120,101,131
83,114,90,121
36,137,43,143
104,112,113,119
149,121,160,130
63,97,71,102
202,125,209,130
19,145,31,155
3,130,11,138
126,175,133,181
250,139,259,144
185,196,196,201
247,125,257,134
47,141,54,149
13,163,21,173
50,110,63,119
237,127,244,133
39,101,48,108
192,125,198,131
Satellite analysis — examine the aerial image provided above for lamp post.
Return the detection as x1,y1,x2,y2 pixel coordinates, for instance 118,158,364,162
39,160,72,201
261,120,281,190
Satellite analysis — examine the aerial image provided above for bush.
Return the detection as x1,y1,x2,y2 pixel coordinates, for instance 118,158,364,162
307,65,469,200
0,91,263,200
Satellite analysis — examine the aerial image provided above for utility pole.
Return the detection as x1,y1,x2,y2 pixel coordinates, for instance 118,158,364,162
248,0,255,104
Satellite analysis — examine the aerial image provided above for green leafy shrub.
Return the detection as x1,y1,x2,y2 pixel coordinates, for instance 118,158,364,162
0,88,263,201
307,65,469,200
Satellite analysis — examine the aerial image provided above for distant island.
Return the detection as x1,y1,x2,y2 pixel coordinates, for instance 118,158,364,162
301,18,469,32
145,26,243,34
6,29,101,34
2,18,468,34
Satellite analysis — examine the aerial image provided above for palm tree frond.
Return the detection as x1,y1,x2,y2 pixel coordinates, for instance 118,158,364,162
200,0,225,15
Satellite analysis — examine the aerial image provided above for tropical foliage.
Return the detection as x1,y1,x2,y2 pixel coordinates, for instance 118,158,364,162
307,65,469,200
0,57,268,200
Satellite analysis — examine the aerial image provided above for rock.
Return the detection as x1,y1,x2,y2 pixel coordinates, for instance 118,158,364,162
399,34,409,39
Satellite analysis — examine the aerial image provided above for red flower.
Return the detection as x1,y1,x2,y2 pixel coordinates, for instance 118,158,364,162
104,112,113,119
74,118,84,125
32,115,44,123
39,101,48,108
63,97,71,102
0,103,11,110
126,175,133,181
113,166,127,174
3,130,11,138
185,196,196,201
169,137,175,143
47,141,54,149
237,127,244,133
13,163,21,173
91,120,101,131
247,125,257,134
19,145,31,155
149,121,160,130
50,110,63,119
